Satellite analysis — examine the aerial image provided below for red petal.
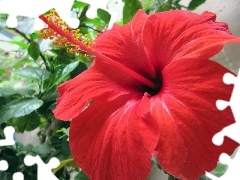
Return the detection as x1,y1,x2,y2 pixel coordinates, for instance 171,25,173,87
93,10,156,81
70,94,159,180
152,58,238,179
143,10,240,70
53,63,143,120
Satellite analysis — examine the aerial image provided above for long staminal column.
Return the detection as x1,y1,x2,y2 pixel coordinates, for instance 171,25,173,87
39,11,156,89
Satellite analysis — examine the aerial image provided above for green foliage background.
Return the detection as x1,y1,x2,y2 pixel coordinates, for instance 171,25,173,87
0,0,224,179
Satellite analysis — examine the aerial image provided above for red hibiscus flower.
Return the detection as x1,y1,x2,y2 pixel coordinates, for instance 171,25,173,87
40,10,240,180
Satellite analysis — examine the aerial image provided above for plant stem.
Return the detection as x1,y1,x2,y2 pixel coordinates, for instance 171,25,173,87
11,28,50,71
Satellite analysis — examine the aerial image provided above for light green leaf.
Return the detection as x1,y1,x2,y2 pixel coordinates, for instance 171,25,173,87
28,41,40,60
11,40,29,49
0,88,35,97
143,0,152,10
14,67,50,81
0,88,16,97
0,97,43,123
122,0,142,24
52,158,77,174
72,1,88,8
33,144,50,155
12,58,32,68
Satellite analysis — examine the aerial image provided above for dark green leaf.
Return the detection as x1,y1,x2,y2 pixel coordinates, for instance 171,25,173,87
199,175,211,180
97,9,111,23
28,41,40,60
56,49,72,64
14,67,50,81
188,0,206,10
0,97,7,107
59,61,79,80
0,97,43,123
0,148,19,172
122,0,142,24
14,111,40,132
74,171,89,180
70,61,87,78
61,137,71,157
48,61,79,87
168,175,179,180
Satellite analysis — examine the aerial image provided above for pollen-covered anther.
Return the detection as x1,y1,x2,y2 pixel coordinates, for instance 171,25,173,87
39,9,94,58
40,28,56,40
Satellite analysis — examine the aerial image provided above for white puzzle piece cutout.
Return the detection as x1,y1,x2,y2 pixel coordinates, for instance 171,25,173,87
0,126,15,146
213,71,240,145
78,0,124,29
12,172,24,180
205,148,240,179
0,0,78,30
0,160,8,171
24,155,60,180
206,69,240,179
0,0,124,30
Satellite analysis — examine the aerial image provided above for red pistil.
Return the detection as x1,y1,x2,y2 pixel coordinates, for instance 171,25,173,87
39,13,156,90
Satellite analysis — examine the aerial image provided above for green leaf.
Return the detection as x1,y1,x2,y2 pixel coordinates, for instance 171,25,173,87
14,67,50,81
0,88,35,97
210,162,227,177
74,171,89,180
188,0,206,10
59,61,79,81
52,158,76,174
70,61,87,78
28,41,40,60
97,9,111,23
33,144,50,155
168,175,179,180
0,97,43,123
49,61,79,86
143,0,152,10
0,68,5,75
12,58,32,68
122,0,142,24
11,40,29,49
30,32,40,40
72,1,88,9
0,88,16,97
14,111,40,132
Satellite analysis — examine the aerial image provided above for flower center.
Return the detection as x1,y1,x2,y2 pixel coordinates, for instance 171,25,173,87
144,73,162,96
